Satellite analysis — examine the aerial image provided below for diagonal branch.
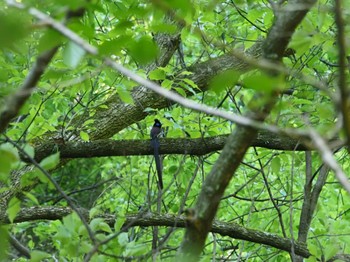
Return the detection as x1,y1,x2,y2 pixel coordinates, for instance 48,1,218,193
0,47,58,133
9,1,265,140
1,0,88,134
177,0,317,260
309,128,350,193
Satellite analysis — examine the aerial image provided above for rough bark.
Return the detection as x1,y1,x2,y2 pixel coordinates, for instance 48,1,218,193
28,129,335,162
71,42,263,140
295,160,329,262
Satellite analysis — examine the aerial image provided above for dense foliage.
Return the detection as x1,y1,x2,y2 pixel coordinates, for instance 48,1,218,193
1,0,350,261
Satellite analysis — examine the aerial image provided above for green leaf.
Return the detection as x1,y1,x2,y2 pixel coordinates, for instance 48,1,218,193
182,78,198,90
0,226,9,262
30,250,51,262
0,143,19,162
0,10,30,49
149,68,166,80
7,197,21,223
63,41,86,68
99,105,109,109
80,241,93,253
21,169,40,188
99,36,130,56
150,23,178,34
38,29,63,53
293,98,313,105
308,243,318,256
243,72,283,92
143,107,157,113
114,215,125,232
118,232,129,246
124,243,148,256
83,119,95,126
170,203,179,213
271,156,281,174
90,218,112,233
161,79,173,89
209,70,240,93
40,152,60,171
128,36,158,65
36,175,53,191
80,131,90,142
118,89,134,104
89,207,100,218
0,162,11,183
289,31,313,55
163,0,193,19
23,192,39,205
0,143,19,182
98,222,112,233
23,144,35,159
324,243,339,261
174,87,187,97
179,82,196,95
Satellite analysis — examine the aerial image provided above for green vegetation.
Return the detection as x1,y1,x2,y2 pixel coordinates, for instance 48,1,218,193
1,0,350,261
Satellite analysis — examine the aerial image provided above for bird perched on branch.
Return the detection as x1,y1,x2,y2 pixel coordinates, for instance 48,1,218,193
150,119,163,189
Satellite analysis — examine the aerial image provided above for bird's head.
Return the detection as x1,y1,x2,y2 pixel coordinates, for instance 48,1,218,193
154,119,162,127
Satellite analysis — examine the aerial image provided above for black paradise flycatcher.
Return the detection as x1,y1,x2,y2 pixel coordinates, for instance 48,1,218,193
150,119,163,189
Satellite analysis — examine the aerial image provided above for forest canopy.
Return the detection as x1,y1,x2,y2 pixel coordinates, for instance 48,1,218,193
1,0,350,261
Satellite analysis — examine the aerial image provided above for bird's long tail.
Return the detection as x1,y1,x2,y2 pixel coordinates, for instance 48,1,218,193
153,142,163,189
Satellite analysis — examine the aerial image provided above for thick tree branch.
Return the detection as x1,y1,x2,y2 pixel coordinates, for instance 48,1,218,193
6,2,183,141
30,130,343,162
334,0,350,145
0,207,310,258
81,43,263,140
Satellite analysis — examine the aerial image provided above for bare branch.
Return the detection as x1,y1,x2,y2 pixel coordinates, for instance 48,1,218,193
9,234,31,259
309,128,350,194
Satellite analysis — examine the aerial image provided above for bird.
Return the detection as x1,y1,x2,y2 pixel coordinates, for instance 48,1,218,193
150,119,163,189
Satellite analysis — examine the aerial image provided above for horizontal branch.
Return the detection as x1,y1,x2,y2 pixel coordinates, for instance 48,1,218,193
29,130,321,162
0,206,310,258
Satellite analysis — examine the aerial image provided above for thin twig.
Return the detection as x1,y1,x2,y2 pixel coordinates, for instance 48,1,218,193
9,234,31,259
